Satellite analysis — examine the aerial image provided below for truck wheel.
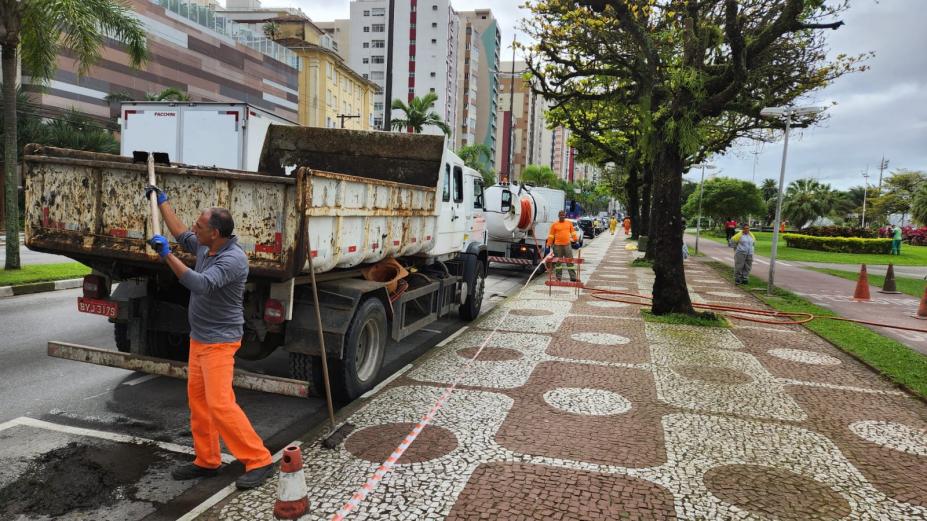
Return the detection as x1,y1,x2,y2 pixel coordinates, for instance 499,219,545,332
148,331,189,361
114,323,130,353
289,352,323,393
459,261,486,321
334,298,387,401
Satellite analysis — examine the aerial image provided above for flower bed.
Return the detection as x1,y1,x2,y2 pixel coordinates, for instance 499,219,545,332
783,233,892,254
878,226,927,246
802,226,878,238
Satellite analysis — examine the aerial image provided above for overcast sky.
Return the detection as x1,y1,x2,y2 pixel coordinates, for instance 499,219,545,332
225,0,925,191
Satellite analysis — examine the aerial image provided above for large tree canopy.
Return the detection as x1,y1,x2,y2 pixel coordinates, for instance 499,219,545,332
682,177,765,225
523,0,863,314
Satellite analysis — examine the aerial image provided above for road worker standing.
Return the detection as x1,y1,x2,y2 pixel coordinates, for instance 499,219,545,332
547,211,580,283
145,186,275,490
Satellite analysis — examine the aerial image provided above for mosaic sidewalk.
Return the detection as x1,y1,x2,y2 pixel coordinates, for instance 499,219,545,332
215,232,927,520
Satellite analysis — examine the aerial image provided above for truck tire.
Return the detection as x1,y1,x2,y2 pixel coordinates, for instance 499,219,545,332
334,298,387,401
289,352,323,393
459,261,485,321
114,323,130,353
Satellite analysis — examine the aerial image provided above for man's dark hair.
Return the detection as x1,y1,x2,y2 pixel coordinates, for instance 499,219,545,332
207,208,234,238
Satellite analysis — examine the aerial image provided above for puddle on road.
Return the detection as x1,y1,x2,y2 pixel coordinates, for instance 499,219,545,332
0,440,184,519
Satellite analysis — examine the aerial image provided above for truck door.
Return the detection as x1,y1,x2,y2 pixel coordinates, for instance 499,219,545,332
180,105,244,169
466,173,486,247
435,162,466,254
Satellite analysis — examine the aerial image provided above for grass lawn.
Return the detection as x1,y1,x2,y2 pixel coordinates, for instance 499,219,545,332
704,260,927,399
641,309,730,328
810,268,927,299
0,263,90,286
701,230,927,265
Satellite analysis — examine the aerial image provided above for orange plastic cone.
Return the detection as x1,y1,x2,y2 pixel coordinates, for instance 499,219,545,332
878,263,901,294
852,264,871,301
914,287,927,320
273,446,309,520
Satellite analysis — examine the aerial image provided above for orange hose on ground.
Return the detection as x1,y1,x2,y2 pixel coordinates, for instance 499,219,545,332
516,196,533,230
585,286,927,332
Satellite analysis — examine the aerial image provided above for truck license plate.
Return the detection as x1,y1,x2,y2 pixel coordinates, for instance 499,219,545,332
77,297,118,318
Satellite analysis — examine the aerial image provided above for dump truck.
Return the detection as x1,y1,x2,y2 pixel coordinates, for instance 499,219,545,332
23,126,488,400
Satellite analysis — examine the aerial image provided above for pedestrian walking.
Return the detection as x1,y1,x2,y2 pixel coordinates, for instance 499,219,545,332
891,224,903,255
145,186,275,490
609,215,618,235
724,218,737,247
622,216,631,235
546,211,580,282
732,224,755,285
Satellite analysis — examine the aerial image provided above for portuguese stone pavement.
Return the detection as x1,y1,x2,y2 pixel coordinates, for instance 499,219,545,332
216,231,927,520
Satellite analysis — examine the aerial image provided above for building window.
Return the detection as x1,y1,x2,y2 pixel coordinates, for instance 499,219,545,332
371,71,384,79
374,117,383,127
408,88,415,94
432,4,438,10
372,39,385,48
410,23,416,29
410,39,416,45
372,24,385,32
371,55,384,64
372,7,385,16
363,26,369,33
363,10,370,16
362,57,369,64
363,42,369,48
429,87,435,92
409,72,415,78
374,102,383,111
431,22,437,28
363,73,369,79
430,72,436,77
431,39,437,44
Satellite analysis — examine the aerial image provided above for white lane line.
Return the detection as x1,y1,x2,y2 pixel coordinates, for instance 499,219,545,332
122,374,160,386
360,364,413,400
176,440,304,521
0,416,235,463
83,388,113,400
778,261,793,267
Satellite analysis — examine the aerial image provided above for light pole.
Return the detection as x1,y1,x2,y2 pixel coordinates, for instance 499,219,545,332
690,163,716,254
760,105,826,295
861,169,870,228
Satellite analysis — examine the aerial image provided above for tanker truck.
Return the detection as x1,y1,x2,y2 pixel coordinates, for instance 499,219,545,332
479,182,566,267
23,125,488,401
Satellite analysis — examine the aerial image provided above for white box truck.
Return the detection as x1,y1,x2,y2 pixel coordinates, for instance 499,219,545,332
119,102,295,171
24,126,488,401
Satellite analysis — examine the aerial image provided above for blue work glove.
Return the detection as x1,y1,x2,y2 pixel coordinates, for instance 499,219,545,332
144,185,169,205
149,234,171,258
543,246,551,258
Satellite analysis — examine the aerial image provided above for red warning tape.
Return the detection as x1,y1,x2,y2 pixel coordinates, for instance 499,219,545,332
329,254,553,521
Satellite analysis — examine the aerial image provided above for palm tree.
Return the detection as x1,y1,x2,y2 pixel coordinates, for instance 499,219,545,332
145,87,190,101
1,0,148,270
457,144,495,186
782,179,833,229
390,92,450,135
263,22,280,40
521,164,559,187
759,178,779,225
912,184,927,227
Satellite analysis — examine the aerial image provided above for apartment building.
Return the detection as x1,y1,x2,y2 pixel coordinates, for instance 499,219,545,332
22,0,300,127
495,60,546,181
268,16,378,130
348,0,459,141
315,20,352,62
456,10,500,170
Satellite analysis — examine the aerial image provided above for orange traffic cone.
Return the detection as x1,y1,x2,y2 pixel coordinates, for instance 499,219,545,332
273,446,309,520
852,264,871,301
914,287,927,320
878,263,901,294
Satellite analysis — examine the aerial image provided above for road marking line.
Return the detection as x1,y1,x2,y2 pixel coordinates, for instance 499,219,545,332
360,364,413,400
176,440,303,521
778,261,793,267
122,374,160,386
0,416,235,463
83,388,113,400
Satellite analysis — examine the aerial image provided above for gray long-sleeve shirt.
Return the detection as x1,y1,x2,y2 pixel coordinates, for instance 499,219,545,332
735,232,756,255
176,231,248,343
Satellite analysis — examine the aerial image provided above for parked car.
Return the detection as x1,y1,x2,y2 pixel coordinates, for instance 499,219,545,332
576,217,599,239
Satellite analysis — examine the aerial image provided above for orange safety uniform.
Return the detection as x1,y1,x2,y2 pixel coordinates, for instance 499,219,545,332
188,338,273,471
622,218,631,234
547,220,579,246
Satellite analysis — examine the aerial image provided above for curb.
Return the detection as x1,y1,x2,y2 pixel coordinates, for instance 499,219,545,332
0,278,82,298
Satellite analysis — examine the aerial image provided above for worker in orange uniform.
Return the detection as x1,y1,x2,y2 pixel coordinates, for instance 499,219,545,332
145,186,275,490
547,210,580,282
622,216,632,235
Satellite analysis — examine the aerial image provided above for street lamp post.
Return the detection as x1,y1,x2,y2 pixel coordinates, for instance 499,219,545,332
861,169,870,228
690,163,716,254
760,105,826,296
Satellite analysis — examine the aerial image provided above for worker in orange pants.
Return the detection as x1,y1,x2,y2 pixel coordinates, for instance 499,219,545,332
187,338,273,475
622,217,631,235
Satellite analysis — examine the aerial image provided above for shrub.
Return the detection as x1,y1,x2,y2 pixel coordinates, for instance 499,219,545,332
802,226,877,238
878,225,927,245
783,233,892,254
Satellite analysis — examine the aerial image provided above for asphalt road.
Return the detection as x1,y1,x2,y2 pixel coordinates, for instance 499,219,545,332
0,263,534,520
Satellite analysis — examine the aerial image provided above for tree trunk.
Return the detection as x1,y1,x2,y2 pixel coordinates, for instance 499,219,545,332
650,144,693,315
624,163,640,240
3,42,20,269
640,166,653,259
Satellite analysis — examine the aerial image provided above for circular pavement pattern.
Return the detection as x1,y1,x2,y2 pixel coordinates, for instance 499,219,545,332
345,422,458,464
586,301,630,309
849,420,927,456
769,348,842,366
570,332,631,345
456,346,524,362
673,365,754,385
543,388,632,416
704,464,852,520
